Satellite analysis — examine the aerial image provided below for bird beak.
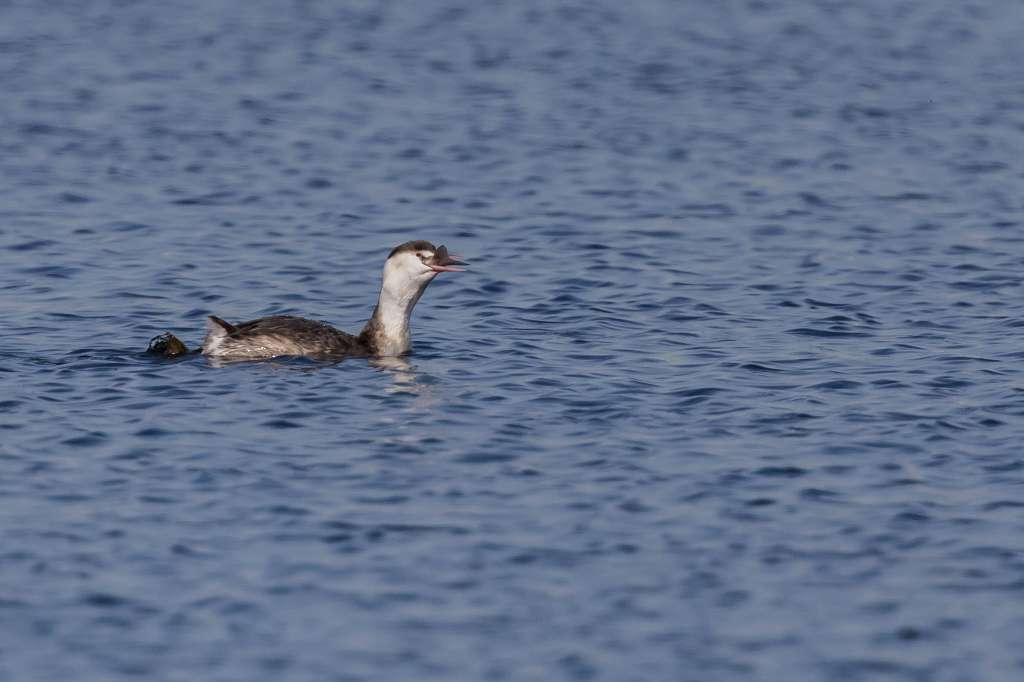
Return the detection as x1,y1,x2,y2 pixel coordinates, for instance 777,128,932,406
429,244,466,272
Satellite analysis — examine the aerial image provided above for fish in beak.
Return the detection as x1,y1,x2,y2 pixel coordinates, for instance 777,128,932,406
429,244,466,272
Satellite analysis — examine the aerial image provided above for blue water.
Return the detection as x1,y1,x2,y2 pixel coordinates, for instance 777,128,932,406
3,1,1024,680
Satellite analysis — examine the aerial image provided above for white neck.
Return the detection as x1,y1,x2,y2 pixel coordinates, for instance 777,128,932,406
363,261,435,356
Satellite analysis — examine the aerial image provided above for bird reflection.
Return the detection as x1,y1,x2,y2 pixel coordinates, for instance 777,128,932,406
369,356,438,405
370,356,419,390
200,352,437,405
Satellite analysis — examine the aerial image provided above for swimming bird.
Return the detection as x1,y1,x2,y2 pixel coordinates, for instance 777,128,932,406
148,240,465,361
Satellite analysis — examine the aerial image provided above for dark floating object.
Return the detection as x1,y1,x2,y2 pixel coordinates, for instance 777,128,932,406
147,332,189,358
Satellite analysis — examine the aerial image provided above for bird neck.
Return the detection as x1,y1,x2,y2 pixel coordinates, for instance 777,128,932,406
359,272,432,356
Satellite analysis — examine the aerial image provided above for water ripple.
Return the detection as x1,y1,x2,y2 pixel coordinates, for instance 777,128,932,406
2,1,1024,681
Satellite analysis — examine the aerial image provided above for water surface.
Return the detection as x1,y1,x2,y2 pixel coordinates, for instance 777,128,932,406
2,1,1024,680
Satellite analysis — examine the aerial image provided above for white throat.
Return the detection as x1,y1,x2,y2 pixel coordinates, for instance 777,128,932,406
368,259,436,356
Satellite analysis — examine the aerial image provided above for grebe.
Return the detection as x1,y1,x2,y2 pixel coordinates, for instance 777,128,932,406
148,240,465,361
